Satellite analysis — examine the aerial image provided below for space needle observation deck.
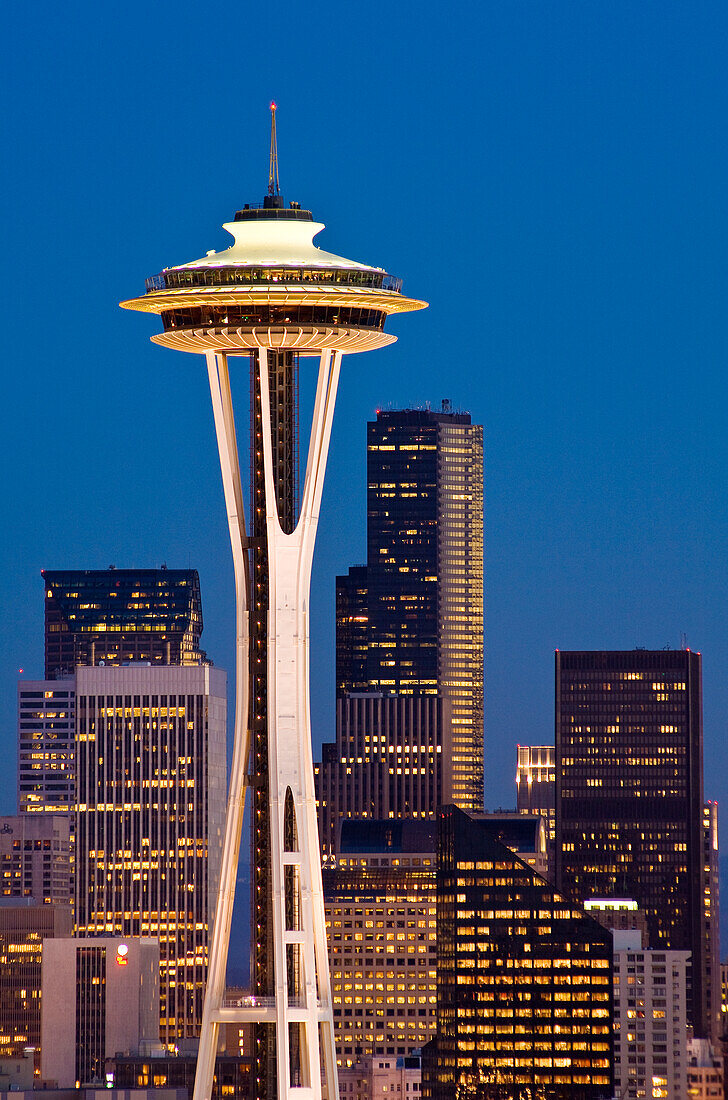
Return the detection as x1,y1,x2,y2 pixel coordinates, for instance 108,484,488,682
121,105,426,1100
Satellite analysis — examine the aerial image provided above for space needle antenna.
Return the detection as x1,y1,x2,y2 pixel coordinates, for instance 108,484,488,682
268,101,280,196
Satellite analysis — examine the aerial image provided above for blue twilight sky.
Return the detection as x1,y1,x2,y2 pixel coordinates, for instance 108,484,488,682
2,1,728,963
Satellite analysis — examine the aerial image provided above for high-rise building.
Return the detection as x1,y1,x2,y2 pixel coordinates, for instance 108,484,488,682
324,820,438,1069
0,899,73,1071
322,405,484,848
364,407,483,810
423,805,613,1100
0,815,71,905
516,744,555,863
42,568,207,677
611,928,689,1100
41,936,160,1087
703,802,721,1043
17,680,75,815
316,693,450,863
336,566,369,697
72,665,226,1046
555,649,705,1035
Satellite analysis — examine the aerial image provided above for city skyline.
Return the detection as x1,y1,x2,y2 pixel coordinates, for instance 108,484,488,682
3,0,728,944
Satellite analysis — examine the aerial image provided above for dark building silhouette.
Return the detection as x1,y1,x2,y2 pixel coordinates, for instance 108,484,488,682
335,565,369,696
555,648,708,1037
423,806,613,1100
43,568,207,677
315,692,450,863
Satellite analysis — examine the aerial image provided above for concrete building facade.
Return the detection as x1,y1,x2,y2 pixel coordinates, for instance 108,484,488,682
41,936,160,1087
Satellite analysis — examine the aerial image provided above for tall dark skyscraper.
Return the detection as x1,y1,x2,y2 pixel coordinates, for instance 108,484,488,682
333,405,484,812
555,648,708,1036
43,568,207,676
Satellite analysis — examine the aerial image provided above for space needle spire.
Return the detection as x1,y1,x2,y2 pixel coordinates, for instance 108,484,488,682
122,107,426,1100
268,100,280,198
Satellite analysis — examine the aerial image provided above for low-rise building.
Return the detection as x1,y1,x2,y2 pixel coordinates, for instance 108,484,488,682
339,1052,421,1100
41,937,159,1087
611,929,689,1100
687,1037,723,1099
0,899,72,1072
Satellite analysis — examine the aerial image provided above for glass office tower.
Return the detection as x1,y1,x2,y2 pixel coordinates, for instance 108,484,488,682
43,568,207,676
332,405,483,813
555,649,707,1037
424,806,613,1100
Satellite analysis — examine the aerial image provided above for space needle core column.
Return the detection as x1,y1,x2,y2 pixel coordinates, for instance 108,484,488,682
121,107,426,1100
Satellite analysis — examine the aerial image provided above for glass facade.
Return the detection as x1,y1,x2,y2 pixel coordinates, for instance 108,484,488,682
424,806,613,1100
329,406,484,815
43,568,207,677
335,566,369,697
555,649,706,1037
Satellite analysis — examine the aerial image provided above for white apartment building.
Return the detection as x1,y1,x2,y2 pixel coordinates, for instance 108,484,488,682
612,929,689,1100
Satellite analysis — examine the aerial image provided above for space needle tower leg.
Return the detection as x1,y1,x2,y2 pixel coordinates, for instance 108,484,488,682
259,345,341,1100
193,351,251,1100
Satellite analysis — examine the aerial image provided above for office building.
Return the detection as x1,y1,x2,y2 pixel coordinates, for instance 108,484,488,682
324,819,438,1067
338,406,484,811
611,928,689,1100
316,693,450,863
72,665,226,1045
555,649,707,1035
702,802,721,1043
336,566,370,697
17,681,75,815
42,568,207,677
0,815,71,905
41,936,159,1087
478,811,549,877
423,805,613,1100
0,899,72,1071
516,744,556,864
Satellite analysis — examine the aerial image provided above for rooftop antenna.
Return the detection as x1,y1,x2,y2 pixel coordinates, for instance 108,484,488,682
268,101,280,197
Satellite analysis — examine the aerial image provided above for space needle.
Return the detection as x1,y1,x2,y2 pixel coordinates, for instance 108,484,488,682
121,105,426,1100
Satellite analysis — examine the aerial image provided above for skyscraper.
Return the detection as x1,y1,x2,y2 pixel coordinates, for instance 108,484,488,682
72,664,226,1046
17,680,75,815
0,899,73,1071
423,805,613,1100
555,648,707,1035
323,405,484,832
316,693,450,863
0,815,71,905
43,567,207,677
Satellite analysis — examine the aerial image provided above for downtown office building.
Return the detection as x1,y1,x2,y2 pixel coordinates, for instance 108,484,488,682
423,806,613,1100
318,405,484,859
555,648,717,1040
16,569,226,1046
